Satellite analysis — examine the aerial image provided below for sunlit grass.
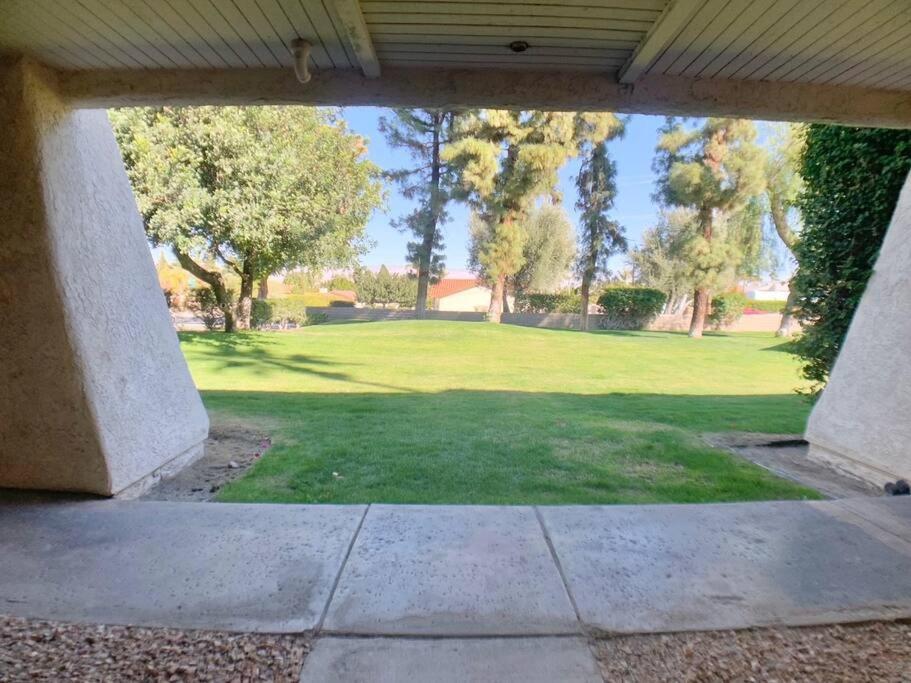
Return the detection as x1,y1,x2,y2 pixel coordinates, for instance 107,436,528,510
178,321,819,504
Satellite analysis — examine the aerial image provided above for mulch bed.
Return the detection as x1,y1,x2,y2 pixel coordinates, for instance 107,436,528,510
596,621,911,682
0,615,308,682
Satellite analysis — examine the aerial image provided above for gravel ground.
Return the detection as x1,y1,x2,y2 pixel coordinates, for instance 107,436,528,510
0,615,308,682
596,621,911,682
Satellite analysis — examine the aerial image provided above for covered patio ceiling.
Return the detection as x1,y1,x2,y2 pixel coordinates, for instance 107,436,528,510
1,0,909,125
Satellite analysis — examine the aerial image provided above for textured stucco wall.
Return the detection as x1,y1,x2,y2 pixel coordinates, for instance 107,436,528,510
805,172,911,485
0,57,208,495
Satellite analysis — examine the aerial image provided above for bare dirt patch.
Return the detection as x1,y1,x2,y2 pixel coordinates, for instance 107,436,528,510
142,421,272,502
0,615,308,682
704,432,882,499
596,621,911,682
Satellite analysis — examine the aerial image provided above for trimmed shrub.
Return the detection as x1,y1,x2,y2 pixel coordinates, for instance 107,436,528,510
516,291,581,314
266,298,309,327
250,297,331,329
251,299,272,329
743,299,785,313
709,292,748,329
324,275,356,291
189,287,229,331
597,287,666,329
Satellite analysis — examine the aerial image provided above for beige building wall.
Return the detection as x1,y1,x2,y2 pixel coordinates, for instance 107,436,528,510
0,57,208,496
436,287,516,313
805,173,911,486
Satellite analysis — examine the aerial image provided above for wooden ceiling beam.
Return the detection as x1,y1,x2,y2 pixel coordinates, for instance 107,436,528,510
331,0,381,78
619,0,703,83
52,63,911,129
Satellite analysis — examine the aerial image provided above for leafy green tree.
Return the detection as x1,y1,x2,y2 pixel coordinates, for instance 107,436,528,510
323,275,356,291
111,106,382,331
354,266,418,308
793,125,911,392
512,204,577,301
444,111,623,321
379,109,463,317
654,118,766,337
284,269,323,294
628,209,698,315
576,135,627,331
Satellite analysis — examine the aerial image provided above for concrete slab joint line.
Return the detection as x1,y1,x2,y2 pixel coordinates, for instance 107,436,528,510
321,505,580,636
825,498,911,552
534,506,585,627
316,504,371,633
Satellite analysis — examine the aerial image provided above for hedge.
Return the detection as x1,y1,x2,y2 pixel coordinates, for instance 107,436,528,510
793,124,911,392
251,299,329,329
709,292,748,328
596,287,666,329
743,299,785,313
516,291,581,314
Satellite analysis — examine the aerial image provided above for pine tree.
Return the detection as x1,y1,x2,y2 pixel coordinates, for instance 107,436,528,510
379,109,462,317
444,111,622,321
575,134,627,331
653,118,766,338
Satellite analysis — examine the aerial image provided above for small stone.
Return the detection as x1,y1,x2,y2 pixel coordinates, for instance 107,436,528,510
227,461,240,469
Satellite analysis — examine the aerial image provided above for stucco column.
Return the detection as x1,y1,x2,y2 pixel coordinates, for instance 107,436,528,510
805,170,911,486
0,57,208,496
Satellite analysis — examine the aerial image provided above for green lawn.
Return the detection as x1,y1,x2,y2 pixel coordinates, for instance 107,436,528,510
180,321,820,505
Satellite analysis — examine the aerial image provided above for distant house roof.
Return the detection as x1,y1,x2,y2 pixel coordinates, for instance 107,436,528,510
329,289,356,302
429,278,484,300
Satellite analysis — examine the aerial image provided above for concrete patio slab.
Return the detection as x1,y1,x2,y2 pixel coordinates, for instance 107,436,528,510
540,500,911,634
0,500,365,632
299,637,602,683
832,497,911,543
322,505,579,636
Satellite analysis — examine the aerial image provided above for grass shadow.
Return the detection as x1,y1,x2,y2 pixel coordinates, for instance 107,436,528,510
201,389,816,506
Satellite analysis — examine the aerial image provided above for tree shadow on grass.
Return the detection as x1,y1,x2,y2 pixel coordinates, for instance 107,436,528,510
182,332,406,391
762,339,800,354
201,389,809,435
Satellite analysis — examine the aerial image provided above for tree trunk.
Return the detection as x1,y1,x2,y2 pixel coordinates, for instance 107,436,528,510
415,269,430,318
768,191,799,337
689,287,709,338
173,248,236,332
502,280,511,314
768,192,796,250
488,274,505,323
235,261,255,330
257,278,269,300
689,206,714,338
776,283,799,337
580,268,593,332
416,112,444,319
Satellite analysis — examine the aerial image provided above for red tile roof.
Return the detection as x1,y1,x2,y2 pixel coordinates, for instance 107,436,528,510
428,278,483,300
328,289,356,302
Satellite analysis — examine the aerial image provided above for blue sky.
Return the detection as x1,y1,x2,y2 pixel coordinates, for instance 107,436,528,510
152,109,791,279
342,108,667,275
